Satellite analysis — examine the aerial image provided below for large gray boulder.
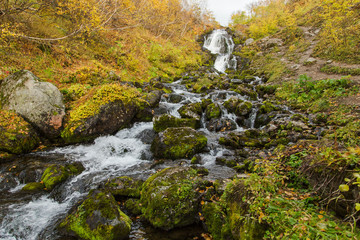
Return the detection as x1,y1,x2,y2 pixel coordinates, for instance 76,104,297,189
0,70,65,138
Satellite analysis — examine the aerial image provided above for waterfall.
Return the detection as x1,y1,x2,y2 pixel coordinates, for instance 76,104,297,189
203,29,237,73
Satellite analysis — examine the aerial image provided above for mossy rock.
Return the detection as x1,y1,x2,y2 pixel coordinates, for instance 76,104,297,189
60,190,132,240
105,176,143,198
201,99,213,110
41,163,84,191
153,114,199,133
224,97,242,113
259,101,279,114
61,84,142,144
151,127,207,160
140,167,203,230
235,101,253,117
234,86,257,100
205,103,221,120
178,102,202,120
22,182,44,192
202,202,232,240
124,198,142,216
0,110,40,154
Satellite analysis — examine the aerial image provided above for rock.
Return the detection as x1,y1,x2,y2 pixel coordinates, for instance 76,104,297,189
135,90,163,122
178,102,202,120
219,132,269,149
153,114,199,132
207,118,237,132
0,70,65,138
105,176,143,198
260,37,283,49
41,163,84,191
235,101,253,117
167,94,184,103
124,198,142,215
234,86,257,100
202,202,232,239
0,110,40,154
60,190,132,240
224,97,241,113
304,57,317,66
22,182,44,192
244,38,254,46
135,129,156,144
205,103,222,120
61,84,141,144
259,101,279,114
151,127,207,159
140,167,203,230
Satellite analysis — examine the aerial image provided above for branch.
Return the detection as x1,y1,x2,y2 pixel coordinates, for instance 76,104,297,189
17,25,83,41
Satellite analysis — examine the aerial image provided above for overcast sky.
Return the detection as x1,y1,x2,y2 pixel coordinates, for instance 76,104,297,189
206,0,259,26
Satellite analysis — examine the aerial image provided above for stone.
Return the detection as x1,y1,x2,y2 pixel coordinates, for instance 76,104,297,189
178,102,202,120
153,114,199,132
244,38,254,46
105,176,143,198
151,127,207,159
205,103,222,120
0,110,40,154
0,70,65,138
206,118,237,132
140,167,203,230
60,190,132,240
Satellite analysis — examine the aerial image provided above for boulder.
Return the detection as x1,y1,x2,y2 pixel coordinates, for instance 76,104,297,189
0,70,65,138
135,90,163,122
105,176,143,198
206,118,237,132
140,167,203,230
153,114,199,132
41,163,84,191
178,102,202,120
151,127,207,159
0,110,40,154
205,103,222,120
60,190,132,240
61,84,141,144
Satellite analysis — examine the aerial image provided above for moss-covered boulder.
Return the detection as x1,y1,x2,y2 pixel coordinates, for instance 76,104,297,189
205,103,222,120
151,127,207,159
60,190,132,240
105,176,143,198
153,114,199,132
61,84,142,144
140,167,203,230
219,132,269,149
41,163,84,191
259,101,280,114
234,86,257,100
235,101,253,117
0,70,65,139
178,102,202,120
0,110,40,154
206,118,237,132
22,182,44,192
223,97,241,113
202,202,232,240
135,90,163,122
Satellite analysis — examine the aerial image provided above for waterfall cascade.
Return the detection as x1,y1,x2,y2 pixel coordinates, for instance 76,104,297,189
203,29,237,73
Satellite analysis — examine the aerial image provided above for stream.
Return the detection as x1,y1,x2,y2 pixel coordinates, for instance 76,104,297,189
0,29,305,239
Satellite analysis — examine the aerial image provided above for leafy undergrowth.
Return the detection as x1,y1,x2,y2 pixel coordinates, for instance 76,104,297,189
241,143,360,239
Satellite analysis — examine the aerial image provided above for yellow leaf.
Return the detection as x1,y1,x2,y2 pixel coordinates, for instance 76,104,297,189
318,215,323,219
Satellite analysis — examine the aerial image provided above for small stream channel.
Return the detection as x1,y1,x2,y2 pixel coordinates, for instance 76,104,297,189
0,29,311,240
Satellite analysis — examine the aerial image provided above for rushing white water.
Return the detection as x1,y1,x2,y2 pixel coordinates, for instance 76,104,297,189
203,29,237,73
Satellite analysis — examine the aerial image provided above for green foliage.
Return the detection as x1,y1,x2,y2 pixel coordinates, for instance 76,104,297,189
276,74,358,112
321,65,360,76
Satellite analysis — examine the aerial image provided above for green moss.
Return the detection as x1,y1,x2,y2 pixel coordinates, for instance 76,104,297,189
22,182,44,192
320,65,360,76
205,103,221,120
259,101,279,114
178,102,202,120
234,86,257,100
235,101,253,116
140,167,202,230
124,198,142,215
60,190,132,240
153,114,199,132
105,176,143,198
61,83,143,141
202,202,232,240
41,163,84,191
224,97,242,113
151,127,207,160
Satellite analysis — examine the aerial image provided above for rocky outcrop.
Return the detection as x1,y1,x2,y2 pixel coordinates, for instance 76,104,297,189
151,127,207,159
60,190,132,240
0,70,65,139
140,167,203,230
105,176,143,198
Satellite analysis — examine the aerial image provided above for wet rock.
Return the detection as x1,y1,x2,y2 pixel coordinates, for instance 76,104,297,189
22,182,44,192
234,86,257,100
178,102,202,121
223,97,241,113
60,190,131,240
124,198,142,215
202,202,232,239
135,90,163,122
105,176,143,198
135,129,156,144
151,127,207,159
191,154,202,164
41,163,84,191
0,70,65,139
168,94,185,103
140,167,203,230
259,101,280,114
0,110,40,154
153,114,199,132
235,101,253,117
206,118,237,132
219,132,269,149
205,103,222,120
